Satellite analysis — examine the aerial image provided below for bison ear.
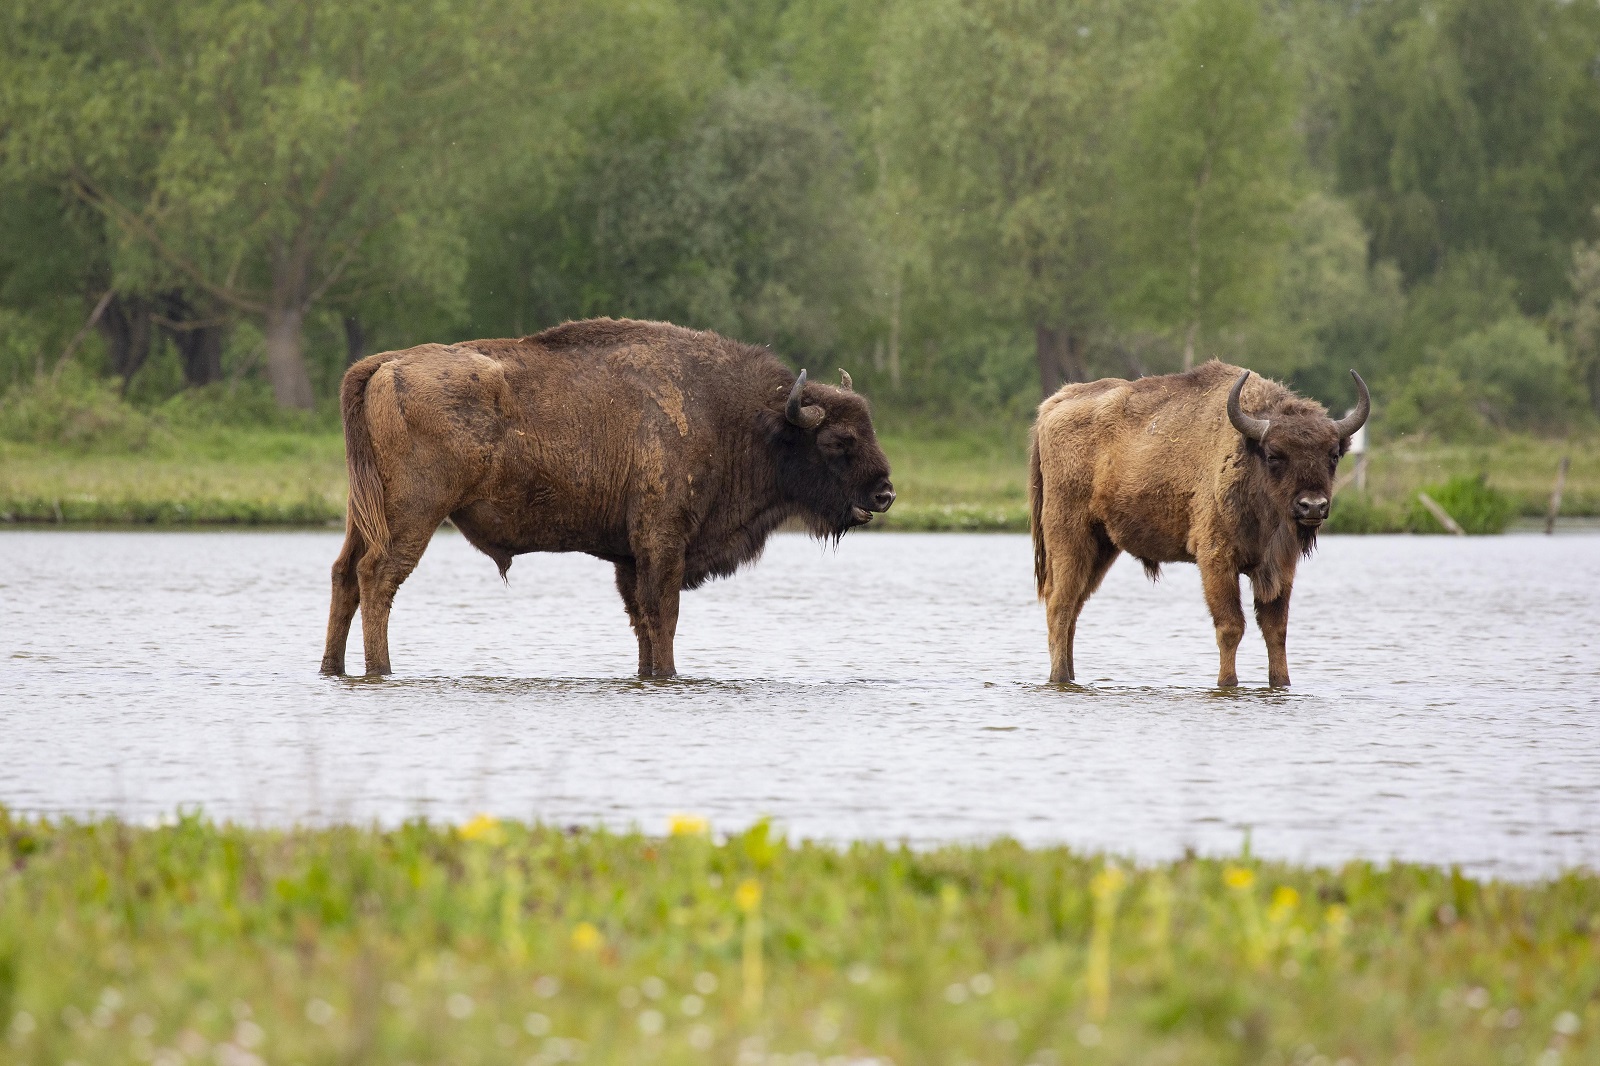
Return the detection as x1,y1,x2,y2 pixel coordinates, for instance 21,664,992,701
786,369,826,429
839,368,853,391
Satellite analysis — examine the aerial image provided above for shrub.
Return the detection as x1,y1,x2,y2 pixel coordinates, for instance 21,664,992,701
1386,316,1586,441
1325,491,1404,533
0,368,160,451
1408,473,1515,534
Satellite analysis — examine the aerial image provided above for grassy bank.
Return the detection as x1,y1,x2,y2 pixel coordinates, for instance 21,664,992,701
0,432,347,526
1,421,1595,532
2,814,1595,1066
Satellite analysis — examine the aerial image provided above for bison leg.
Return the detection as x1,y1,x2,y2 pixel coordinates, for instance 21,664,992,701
1253,587,1292,688
614,560,654,677
355,516,443,677
629,545,685,679
320,521,366,675
1200,560,1246,687
1044,526,1118,683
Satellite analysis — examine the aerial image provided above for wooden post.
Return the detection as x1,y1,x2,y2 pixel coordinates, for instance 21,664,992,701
1417,492,1465,536
1545,456,1570,535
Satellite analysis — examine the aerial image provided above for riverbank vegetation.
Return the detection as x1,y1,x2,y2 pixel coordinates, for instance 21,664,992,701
3,812,1596,1066
3,0,1599,466
1,380,1592,531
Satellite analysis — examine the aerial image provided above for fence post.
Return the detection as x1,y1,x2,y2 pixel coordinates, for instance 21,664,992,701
1347,418,1368,492
1416,492,1465,536
1545,456,1569,535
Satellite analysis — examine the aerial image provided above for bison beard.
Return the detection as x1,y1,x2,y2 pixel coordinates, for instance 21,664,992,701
320,319,894,679
1029,360,1369,688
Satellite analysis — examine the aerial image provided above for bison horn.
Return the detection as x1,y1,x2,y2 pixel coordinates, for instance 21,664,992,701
786,370,825,429
839,368,852,391
1330,369,1370,439
1226,371,1271,443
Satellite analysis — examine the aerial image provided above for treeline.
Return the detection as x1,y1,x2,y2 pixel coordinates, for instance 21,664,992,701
2,0,1599,439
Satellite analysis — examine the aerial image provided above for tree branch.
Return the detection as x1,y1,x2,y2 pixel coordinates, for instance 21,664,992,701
70,172,270,315
51,289,116,381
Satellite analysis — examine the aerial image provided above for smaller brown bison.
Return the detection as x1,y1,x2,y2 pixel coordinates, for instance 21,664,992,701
1030,361,1369,688
320,318,894,679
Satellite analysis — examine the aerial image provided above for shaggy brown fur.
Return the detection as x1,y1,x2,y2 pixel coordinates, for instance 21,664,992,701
1030,360,1367,688
321,318,894,679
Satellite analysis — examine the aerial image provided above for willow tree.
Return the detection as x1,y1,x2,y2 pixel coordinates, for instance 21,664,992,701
0,0,590,407
880,0,1158,396
1117,0,1296,369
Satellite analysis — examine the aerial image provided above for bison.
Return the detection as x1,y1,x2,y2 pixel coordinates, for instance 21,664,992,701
1029,361,1369,688
320,318,895,679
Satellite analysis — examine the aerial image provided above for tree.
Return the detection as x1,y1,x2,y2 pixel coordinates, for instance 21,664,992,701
1558,216,1600,418
1331,0,1600,313
1117,0,1296,369
880,0,1160,396
0,0,585,407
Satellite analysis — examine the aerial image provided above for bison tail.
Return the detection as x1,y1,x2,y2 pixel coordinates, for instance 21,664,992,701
1030,426,1049,602
340,353,395,555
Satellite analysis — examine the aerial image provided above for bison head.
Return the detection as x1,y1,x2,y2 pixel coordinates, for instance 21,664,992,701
775,368,895,537
1227,369,1369,531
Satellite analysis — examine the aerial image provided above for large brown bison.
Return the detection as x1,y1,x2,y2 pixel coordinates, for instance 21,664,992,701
320,318,895,678
1029,361,1369,688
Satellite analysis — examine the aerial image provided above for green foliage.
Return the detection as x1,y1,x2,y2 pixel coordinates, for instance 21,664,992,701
1331,0,1597,310
2,0,1600,429
1324,492,1405,535
0,368,159,452
1388,317,1584,440
1409,474,1516,535
1117,0,1297,361
1225,192,1404,408
1555,219,1600,418
2,813,1597,1065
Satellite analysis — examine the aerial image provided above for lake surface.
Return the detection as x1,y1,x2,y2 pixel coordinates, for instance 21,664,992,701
2,528,1597,878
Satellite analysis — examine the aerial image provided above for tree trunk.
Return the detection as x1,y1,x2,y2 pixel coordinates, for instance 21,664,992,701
96,294,153,387
265,306,315,409
180,325,225,387
1035,325,1088,397
160,291,226,387
343,314,366,367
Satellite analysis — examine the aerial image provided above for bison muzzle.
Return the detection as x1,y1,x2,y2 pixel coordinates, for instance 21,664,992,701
320,318,894,679
1029,360,1369,688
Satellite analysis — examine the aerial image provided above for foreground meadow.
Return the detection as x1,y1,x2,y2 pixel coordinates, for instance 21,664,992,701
2,814,1595,1066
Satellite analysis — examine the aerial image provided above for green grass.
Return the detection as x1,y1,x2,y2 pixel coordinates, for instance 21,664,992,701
0,431,347,525
1,416,1595,532
2,812,1595,1066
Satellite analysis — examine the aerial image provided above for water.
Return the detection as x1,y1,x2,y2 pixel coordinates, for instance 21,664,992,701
2,528,1597,878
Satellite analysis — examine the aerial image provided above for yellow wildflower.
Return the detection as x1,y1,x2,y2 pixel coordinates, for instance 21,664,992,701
1268,886,1300,923
460,814,502,842
735,879,763,913
1223,865,1256,890
571,922,602,951
668,814,710,836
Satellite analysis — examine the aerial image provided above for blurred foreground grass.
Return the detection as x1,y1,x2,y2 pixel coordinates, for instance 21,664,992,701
0,422,1596,531
2,813,1596,1066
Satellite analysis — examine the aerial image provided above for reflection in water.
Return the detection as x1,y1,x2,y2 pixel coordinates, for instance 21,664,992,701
2,529,1597,878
